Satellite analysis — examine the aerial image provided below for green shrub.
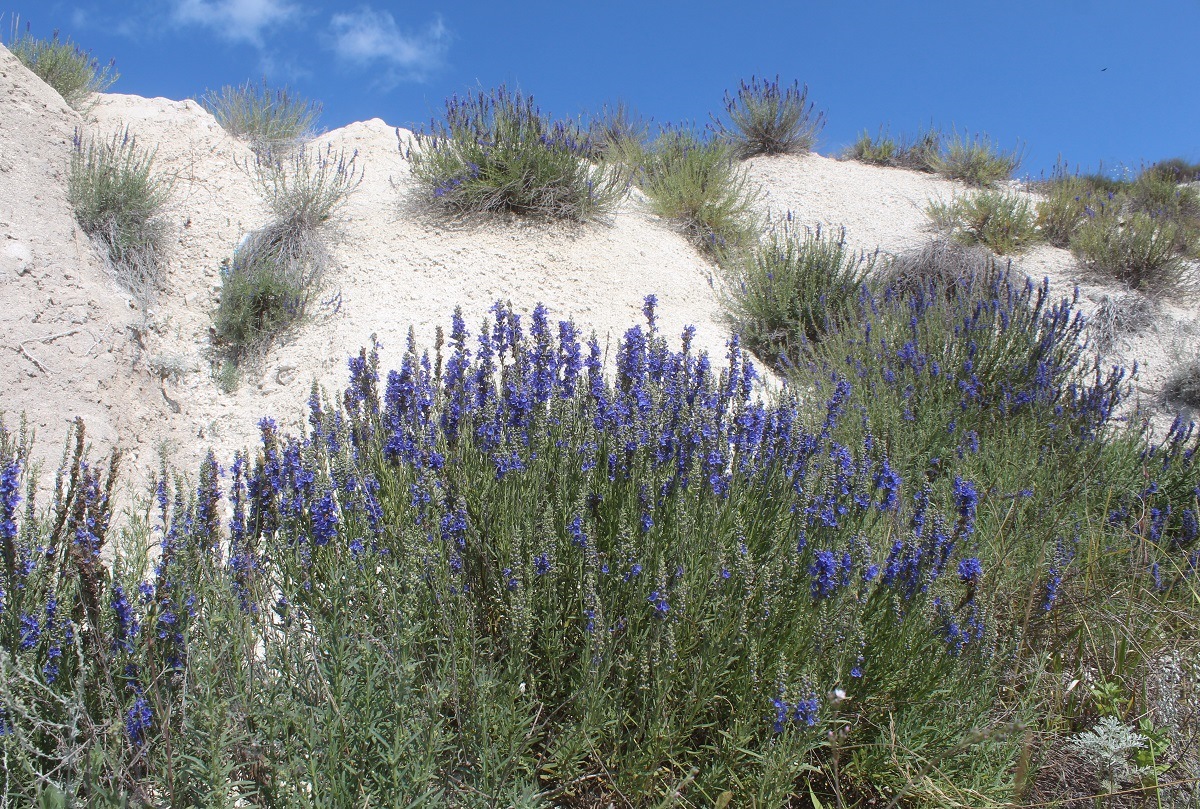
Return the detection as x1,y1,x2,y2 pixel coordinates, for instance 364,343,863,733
68,128,171,300
1145,157,1200,183
723,219,875,367
927,190,1041,255
1036,175,1095,248
1070,206,1191,294
584,100,649,160
712,75,825,159
845,129,897,165
4,274,1198,804
636,128,762,253
928,130,1022,187
215,146,359,364
6,18,116,110
201,79,321,154
407,86,628,221
845,127,941,172
213,219,326,356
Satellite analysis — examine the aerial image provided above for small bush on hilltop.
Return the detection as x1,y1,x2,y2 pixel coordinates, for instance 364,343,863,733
6,17,117,110
1146,157,1200,184
722,217,875,367
214,146,361,373
636,127,762,254
712,75,825,159
584,100,649,161
68,128,171,301
928,130,1022,187
845,126,942,172
201,80,322,155
407,86,629,220
1036,174,1095,248
927,190,1041,255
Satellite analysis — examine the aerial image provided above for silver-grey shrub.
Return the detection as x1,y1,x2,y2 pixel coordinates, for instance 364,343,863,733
68,128,171,300
201,80,321,155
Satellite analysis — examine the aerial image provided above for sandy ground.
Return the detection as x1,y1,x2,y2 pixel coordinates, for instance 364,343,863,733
2,42,1196,506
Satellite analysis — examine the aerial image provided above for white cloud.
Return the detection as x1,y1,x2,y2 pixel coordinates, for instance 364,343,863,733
172,0,302,46
329,7,448,84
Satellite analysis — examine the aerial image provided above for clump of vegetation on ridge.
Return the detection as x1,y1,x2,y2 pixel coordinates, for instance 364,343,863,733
927,189,1042,255
635,127,762,254
845,125,942,172
407,85,630,221
201,79,322,155
6,17,117,110
712,75,825,159
722,217,875,368
926,129,1023,187
213,145,361,383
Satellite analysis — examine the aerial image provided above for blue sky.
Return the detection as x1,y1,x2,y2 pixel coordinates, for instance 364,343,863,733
8,0,1199,178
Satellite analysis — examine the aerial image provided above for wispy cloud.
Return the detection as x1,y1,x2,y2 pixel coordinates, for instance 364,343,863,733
328,7,448,85
172,0,302,46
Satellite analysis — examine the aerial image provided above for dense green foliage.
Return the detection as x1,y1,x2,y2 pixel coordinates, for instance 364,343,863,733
722,218,875,367
927,131,1022,188
636,128,762,253
3,264,1198,805
845,127,942,172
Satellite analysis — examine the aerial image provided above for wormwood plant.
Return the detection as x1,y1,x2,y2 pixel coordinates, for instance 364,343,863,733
214,146,361,369
201,79,322,155
722,217,875,368
407,86,629,220
712,75,825,159
6,17,117,110
928,130,1022,187
927,190,1041,255
68,128,171,301
636,127,762,253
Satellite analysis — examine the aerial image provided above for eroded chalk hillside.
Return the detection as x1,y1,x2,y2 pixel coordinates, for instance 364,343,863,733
1,41,1196,493
0,45,178,491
